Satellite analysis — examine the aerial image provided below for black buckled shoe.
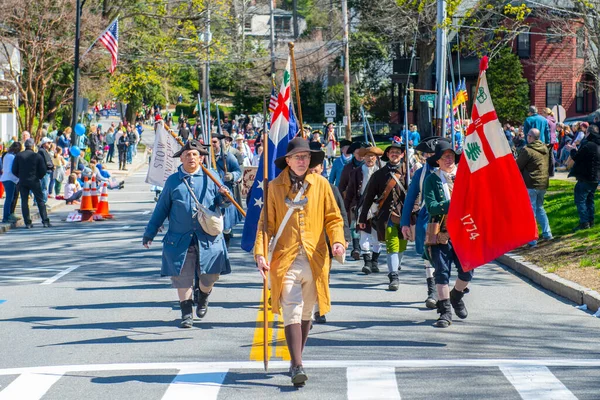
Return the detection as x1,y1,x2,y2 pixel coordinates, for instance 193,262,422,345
433,299,452,328
388,272,399,291
425,278,437,309
450,287,469,319
179,300,194,328
361,253,372,274
313,312,326,324
196,290,211,318
370,252,380,273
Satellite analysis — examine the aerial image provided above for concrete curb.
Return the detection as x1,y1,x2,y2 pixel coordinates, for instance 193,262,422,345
498,253,600,313
0,152,148,235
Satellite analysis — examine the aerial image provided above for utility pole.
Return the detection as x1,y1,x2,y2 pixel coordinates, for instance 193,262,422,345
434,0,448,136
269,0,276,76
341,0,351,140
292,0,299,40
70,0,84,172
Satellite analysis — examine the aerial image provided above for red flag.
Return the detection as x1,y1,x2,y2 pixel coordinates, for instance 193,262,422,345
447,56,537,271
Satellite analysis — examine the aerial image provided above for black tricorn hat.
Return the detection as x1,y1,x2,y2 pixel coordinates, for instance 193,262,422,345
415,136,449,154
213,134,233,142
347,141,369,155
172,139,209,158
381,142,406,162
427,140,462,167
339,139,352,149
274,137,325,170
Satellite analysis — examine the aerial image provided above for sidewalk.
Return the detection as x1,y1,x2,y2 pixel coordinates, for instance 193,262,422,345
0,118,154,234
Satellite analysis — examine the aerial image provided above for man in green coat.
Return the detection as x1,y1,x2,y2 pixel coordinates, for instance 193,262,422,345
516,128,553,248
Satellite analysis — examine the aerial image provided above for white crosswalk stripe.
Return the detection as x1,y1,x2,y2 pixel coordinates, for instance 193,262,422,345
347,367,401,400
0,360,592,399
161,368,228,400
500,365,578,400
0,372,63,400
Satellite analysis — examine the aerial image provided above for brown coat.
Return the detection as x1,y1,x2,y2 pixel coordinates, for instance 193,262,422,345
255,169,345,317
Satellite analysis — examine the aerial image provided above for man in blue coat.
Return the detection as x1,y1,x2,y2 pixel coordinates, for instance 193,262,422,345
143,140,232,328
523,106,550,145
328,139,352,187
212,135,243,249
400,136,450,309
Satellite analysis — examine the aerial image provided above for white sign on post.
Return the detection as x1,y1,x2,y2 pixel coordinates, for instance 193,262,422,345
327,117,334,123
324,103,337,118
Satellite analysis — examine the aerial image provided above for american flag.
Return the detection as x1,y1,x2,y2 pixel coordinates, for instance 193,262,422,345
99,19,119,74
268,78,278,114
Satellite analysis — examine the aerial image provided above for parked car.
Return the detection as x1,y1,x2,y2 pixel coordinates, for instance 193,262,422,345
563,109,599,125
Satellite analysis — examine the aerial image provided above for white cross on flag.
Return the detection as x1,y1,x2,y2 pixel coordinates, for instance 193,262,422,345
447,56,538,271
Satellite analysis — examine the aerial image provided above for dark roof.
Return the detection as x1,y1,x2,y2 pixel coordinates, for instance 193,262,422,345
246,5,294,17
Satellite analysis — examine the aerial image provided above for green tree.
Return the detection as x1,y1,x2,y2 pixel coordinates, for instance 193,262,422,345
487,47,529,124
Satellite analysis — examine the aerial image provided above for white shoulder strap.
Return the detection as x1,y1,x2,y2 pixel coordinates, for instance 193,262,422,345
268,182,308,263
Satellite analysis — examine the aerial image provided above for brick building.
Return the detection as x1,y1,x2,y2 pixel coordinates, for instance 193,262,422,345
515,16,595,118
390,1,597,131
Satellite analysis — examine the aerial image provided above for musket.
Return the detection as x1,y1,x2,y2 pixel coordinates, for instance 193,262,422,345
167,130,246,217
261,96,270,372
288,42,305,138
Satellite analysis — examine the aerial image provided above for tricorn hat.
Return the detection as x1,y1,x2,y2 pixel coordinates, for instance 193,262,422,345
274,137,325,170
339,139,352,149
426,140,462,167
172,139,209,158
357,146,384,158
415,136,449,154
381,142,406,162
347,141,369,155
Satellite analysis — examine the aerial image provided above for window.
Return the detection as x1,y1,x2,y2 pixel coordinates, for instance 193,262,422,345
577,28,585,58
546,27,562,44
244,19,252,32
576,82,584,113
274,17,291,33
517,29,530,58
546,82,562,108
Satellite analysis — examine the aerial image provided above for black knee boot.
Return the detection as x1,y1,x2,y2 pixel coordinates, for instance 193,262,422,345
179,299,194,328
351,238,361,260
450,287,469,319
196,290,211,318
425,278,437,309
362,253,372,274
433,299,452,328
371,252,380,273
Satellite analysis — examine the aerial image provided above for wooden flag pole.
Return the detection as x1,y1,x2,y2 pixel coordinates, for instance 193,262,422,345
261,96,270,371
288,42,305,138
167,130,246,217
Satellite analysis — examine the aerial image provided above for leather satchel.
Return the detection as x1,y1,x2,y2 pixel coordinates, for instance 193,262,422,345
425,215,449,246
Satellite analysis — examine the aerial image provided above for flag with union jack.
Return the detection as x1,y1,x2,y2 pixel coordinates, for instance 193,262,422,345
99,19,119,74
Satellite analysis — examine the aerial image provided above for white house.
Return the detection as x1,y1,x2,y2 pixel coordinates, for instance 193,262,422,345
244,5,307,46
0,42,19,143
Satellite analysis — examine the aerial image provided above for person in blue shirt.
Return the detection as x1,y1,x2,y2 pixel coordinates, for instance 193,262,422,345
328,139,352,186
400,136,450,309
408,124,421,146
523,105,550,145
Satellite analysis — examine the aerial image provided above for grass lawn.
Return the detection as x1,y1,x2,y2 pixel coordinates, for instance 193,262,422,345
513,178,600,291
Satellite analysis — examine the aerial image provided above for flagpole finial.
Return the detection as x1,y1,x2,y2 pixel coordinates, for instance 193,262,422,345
479,56,489,72
288,42,295,50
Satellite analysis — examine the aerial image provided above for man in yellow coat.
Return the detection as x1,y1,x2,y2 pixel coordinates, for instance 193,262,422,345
255,137,346,387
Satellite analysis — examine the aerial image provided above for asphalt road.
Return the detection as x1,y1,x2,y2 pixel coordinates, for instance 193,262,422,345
0,127,599,399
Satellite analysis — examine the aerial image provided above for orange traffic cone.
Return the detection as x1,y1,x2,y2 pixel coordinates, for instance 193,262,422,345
79,177,94,222
94,182,113,219
90,175,99,209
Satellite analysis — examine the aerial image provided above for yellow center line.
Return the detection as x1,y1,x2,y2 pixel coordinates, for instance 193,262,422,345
249,288,290,361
